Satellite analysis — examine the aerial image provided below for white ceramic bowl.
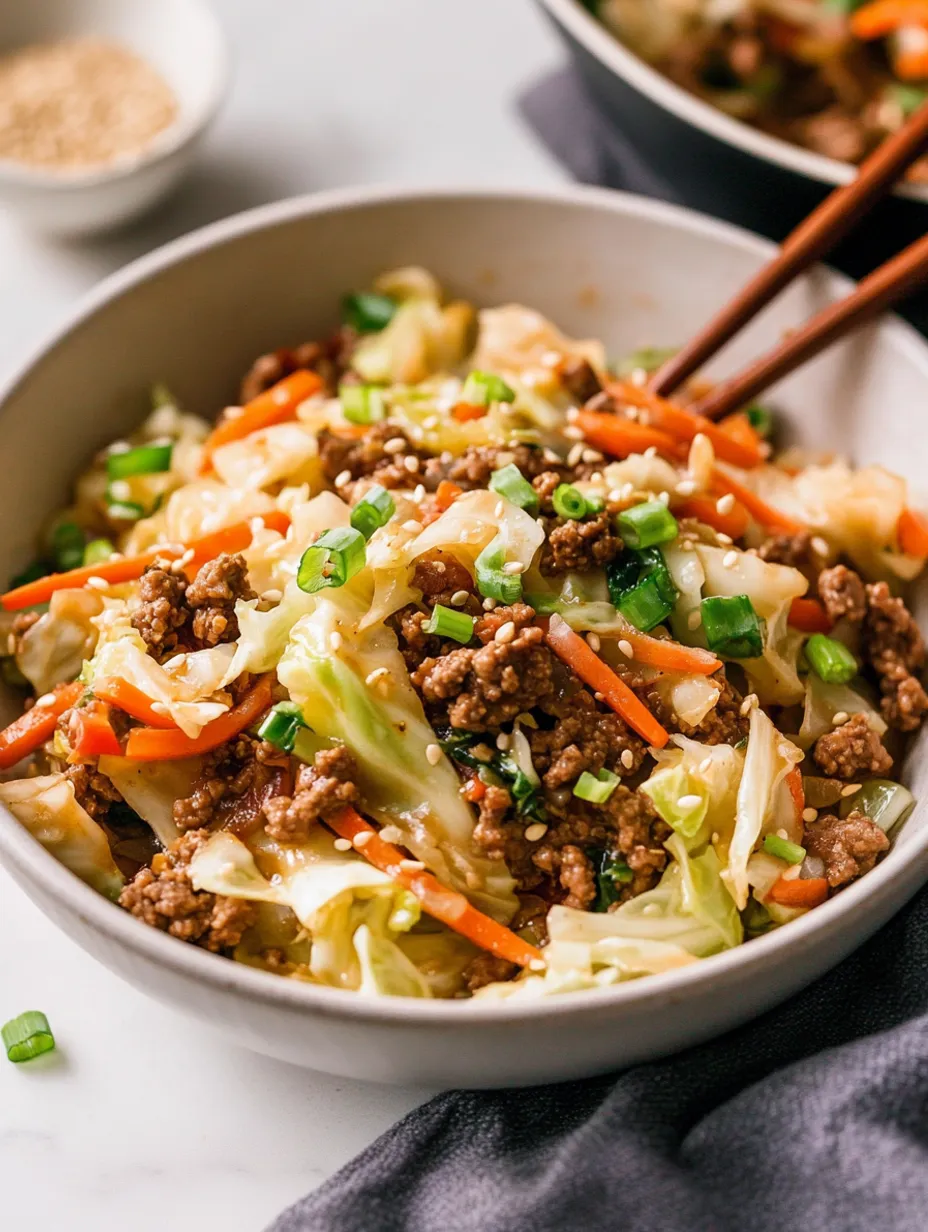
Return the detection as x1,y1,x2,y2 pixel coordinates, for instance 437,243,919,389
0,0,229,236
1,185,927,1088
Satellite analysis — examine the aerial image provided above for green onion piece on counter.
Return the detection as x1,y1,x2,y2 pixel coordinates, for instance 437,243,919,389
107,501,146,523
700,594,764,658
257,701,307,753
342,291,397,334
619,573,674,632
839,779,915,833
2,1011,55,1063
552,484,588,520
350,484,395,539
573,768,620,804
83,538,116,567
424,604,475,644
106,443,173,480
745,405,774,438
475,537,522,604
805,632,858,685
297,527,367,594
461,371,516,407
340,382,386,425
50,521,85,571
488,463,539,514
617,499,678,549
763,833,806,865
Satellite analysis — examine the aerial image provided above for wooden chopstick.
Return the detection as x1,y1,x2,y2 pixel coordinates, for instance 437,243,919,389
690,230,928,422
649,102,928,399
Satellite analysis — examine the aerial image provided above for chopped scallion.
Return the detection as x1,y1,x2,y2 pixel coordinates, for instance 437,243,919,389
340,382,386,425
106,443,173,480
489,463,538,514
461,371,516,407
297,527,367,594
591,849,634,912
257,701,306,753
83,538,115,567
700,594,764,658
475,536,522,604
107,501,146,522
342,291,397,334
552,484,588,520
617,500,678,549
805,632,858,685
619,573,673,632
425,604,475,644
350,484,395,539
2,1011,55,1063
573,768,620,803
745,405,774,438
763,834,806,865
50,521,85,571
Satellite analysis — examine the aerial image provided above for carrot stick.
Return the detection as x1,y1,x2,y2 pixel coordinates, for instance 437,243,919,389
610,382,763,469
92,678,179,729
325,806,543,969
786,766,805,828
615,628,722,676
709,471,805,536
435,480,463,511
0,681,83,770
574,409,687,462
451,403,488,423
199,370,323,473
677,494,751,540
124,675,274,761
788,597,833,634
69,701,122,759
851,0,928,38
544,613,669,747
897,507,928,557
768,875,828,908
718,412,763,455
1,512,290,612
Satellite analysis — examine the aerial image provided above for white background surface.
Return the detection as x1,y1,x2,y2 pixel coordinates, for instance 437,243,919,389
0,3,565,1228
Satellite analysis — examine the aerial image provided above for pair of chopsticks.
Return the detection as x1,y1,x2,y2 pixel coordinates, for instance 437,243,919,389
649,104,928,422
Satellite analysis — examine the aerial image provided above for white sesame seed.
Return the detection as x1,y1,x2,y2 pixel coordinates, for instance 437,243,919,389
384,437,406,453
494,620,516,644
687,610,702,630
528,958,547,973
379,825,404,844
483,597,497,611
607,488,623,503
625,405,640,421
658,490,671,505
841,783,862,798
675,479,696,497
678,794,703,810
108,440,132,454
365,667,389,687
802,807,818,823
722,549,739,568
620,749,635,770
716,493,736,515
85,576,109,591
621,483,635,501
425,743,443,766
831,710,849,726
589,471,603,485
150,702,170,716
616,639,634,659
353,831,373,848
582,448,604,464
811,536,829,557
698,757,712,774
566,443,585,468
400,859,426,871
586,632,601,652
501,561,524,576
524,822,548,842
401,519,424,534
450,590,469,608
334,468,352,488
564,425,584,440
716,532,733,545
34,692,56,708
565,406,581,423
261,588,283,603
494,501,506,519
776,828,788,840
644,446,658,460
329,631,343,651
740,693,759,716
594,691,605,703
333,838,353,852
422,416,439,430
403,455,419,474
108,479,132,502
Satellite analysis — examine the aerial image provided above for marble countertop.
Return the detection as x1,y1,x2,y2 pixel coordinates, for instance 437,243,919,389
0,3,564,1227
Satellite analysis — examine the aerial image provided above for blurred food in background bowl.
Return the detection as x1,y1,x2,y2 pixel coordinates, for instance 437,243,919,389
0,0,228,236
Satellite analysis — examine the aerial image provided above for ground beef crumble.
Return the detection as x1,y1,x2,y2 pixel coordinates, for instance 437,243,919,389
758,530,827,582
817,564,867,624
131,561,188,655
539,510,622,576
133,552,255,655
528,694,646,789
262,746,358,845
185,552,256,647
65,762,123,821
803,809,889,888
173,735,288,834
557,844,597,910
557,357,602,405
119,829,257,951
864,581,928,731
239,327,357,402
463,952,518,993
638,670,749,746
812,713,893,780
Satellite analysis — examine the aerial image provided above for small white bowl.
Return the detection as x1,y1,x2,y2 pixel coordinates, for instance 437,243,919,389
0,0,229,236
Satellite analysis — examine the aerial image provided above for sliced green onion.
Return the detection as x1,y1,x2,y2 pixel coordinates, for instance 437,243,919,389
342,291,397,334
50,521,85,571
763,833,806,864
106,443,173,480
257,701,307,753
617,500,678,549
745,405,774,438
805,632,858,685
340,383,386,425
839,779,915,834
2,1011,55,1063
350,485,395,539
619,573,674,632
461,371,516,407
83,538,115,567
475,536,522,604
700,594,764,658
552,484,589,520
107,501,146,522
523,592,560,615
585,493,605,514
489,464,538,514
605,554,642,605
425,604,475,644
573,768,620,804
297,528,366,594
591,849,634,912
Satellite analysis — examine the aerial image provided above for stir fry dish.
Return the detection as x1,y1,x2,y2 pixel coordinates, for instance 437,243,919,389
0,266,925,1001
591,0,928,175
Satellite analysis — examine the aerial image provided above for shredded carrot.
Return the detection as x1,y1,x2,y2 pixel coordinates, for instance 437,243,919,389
788,597,833,634
718,412,763,455
1,512,290,612
451,403,488,423
610,382,763,469
616,628,722,676
677,494,751,540
851,0,928,39
69,701,121,759
709,471,805,536
435,480,463,512
199,370,323,473
895,47,928,78
897,507,928,557
769,875,828,909
0,681,83,770
786,766,805,828
124,675,274,761
92,678,179,729
325,806,542,969
574,409,686,462
464,775,487,803
543,614,669,747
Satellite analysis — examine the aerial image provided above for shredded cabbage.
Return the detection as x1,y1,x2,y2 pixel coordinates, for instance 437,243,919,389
97,755,196,848
641,735,744,848
472,304,605,397
798,676,887,748
16,588,103,694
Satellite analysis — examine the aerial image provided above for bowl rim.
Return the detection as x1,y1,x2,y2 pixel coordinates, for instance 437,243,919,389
537,0,928,207
0,0,231,189
2,180,928,1025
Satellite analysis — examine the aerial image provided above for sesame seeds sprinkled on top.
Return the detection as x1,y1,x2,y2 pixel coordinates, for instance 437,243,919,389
365,666,389,687
425,743,443,766
383,437,406,454
841,783,862,797
620,748,635,770
333,838,353,852
329,631,343,652
502,561,525,576
675,479,696,497
716,493,736,515
353,830,373,848
811,536,829,557
85,576,109,591
494,501,506,519
582,448,603,464
617,639,634,658
643,446,658,460
831,710,850,726
563,425,584,441
586,631,601,652
802,807,818,823
450,589,469,608
494,620,516,645
403,455,420,474
334,469,352,488
566,443,585,468
401,519,424,534
565,406,581,424
678,794,703,810
34,692,57,709
400,859,426,872
722,549,739,568
412,484,426,503
716,532,733,545
483,597,498,611
524,822,548,843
